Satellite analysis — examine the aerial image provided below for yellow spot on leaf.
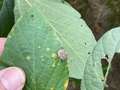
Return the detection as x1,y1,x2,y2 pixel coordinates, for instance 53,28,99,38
52,63,56,67
51,53,57,59
50,87,54,90
64,80,68,90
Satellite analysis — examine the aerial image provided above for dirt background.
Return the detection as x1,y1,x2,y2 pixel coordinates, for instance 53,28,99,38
66,0,120,40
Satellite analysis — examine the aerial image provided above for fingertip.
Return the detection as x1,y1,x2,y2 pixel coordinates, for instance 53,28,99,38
0,67,26,90
0,38,6,56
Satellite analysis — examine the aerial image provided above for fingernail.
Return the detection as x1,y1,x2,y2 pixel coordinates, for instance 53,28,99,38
0,67,26,90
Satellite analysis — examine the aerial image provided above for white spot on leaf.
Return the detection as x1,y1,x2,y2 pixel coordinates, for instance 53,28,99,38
26,56,31,60
38,46,41,49
46,48,50,51
41,56,44,58
41,59,44,61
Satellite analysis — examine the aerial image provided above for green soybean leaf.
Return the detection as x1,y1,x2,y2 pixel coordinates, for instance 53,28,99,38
93,27,120,89
93,27,120,63
1,8,69,90
81,55,104,90
14,0,96,79
92,27,120,79
81,27,120,90
0,0,14,37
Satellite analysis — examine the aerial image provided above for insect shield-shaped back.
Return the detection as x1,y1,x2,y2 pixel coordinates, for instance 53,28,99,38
57,48,68,61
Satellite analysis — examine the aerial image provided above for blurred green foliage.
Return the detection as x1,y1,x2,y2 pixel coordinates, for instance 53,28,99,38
0,0,3,9
0,0,14,37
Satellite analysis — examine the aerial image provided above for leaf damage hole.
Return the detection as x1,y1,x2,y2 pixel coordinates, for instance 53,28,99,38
101,58,109,76
105,54,109,59
104,53,120,90
101,54,109,76
67,78,81,90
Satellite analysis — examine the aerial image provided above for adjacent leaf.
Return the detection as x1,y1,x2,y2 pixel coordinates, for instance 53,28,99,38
105,53,120,90
0,0,14,37
81,55,104,90
93,27,120,76
82,27,120,90
1,9,69,90
14,0,96,79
